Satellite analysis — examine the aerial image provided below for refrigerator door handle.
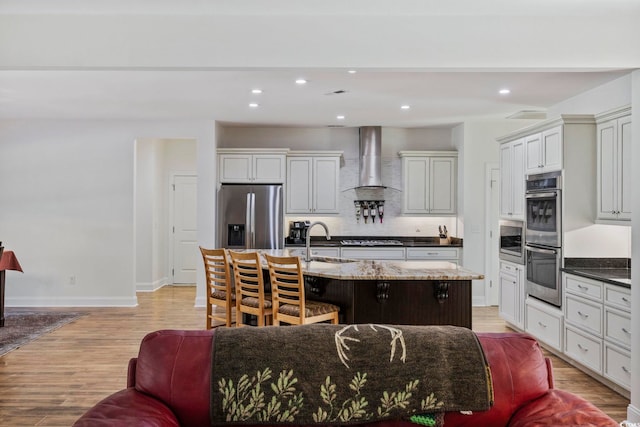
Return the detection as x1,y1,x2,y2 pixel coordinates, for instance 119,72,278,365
245,192,252,248
250,192,256,248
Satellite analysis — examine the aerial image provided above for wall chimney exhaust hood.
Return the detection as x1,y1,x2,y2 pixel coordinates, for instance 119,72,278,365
357,126,385,189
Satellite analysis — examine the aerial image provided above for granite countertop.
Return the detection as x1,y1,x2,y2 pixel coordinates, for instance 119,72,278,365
239,249,483,281
561,258,631,288
285,236,463,248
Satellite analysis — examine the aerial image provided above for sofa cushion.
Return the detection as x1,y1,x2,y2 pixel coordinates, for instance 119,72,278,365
444,333,551,427
135,330,214,427
508,389,618,427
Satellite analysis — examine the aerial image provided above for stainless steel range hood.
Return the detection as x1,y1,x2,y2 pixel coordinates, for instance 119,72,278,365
357,126,385,188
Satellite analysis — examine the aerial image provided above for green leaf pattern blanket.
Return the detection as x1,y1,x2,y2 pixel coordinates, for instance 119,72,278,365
210,324,493,426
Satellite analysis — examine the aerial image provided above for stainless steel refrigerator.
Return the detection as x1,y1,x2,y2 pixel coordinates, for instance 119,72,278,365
217,184,284,249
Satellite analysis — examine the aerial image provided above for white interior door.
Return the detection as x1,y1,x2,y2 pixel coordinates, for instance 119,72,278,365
486,165,500,306
172,175,198,284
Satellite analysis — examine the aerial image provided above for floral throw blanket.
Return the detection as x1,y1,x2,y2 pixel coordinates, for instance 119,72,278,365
210,324,493,426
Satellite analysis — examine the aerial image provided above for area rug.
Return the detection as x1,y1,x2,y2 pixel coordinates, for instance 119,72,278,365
0,311,84,357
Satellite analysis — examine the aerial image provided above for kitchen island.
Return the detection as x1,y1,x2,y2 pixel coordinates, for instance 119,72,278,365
247,249,484,328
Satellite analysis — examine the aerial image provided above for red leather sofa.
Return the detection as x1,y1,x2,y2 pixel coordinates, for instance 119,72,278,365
74,329,618,427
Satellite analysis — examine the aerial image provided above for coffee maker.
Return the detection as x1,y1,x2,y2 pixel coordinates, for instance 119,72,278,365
288,220,310,244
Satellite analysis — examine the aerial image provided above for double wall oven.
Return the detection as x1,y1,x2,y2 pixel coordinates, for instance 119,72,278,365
525,171,562,307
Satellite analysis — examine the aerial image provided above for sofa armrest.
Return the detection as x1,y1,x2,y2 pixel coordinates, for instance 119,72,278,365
507,389,619,427
127,358,137,388
73,388,180,427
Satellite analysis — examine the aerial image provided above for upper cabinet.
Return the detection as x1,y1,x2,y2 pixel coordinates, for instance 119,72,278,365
498,115,597,232
525,125,563,175
399,151,457,215
596,106,632,222
218,149,288,183
500,138,525,219
286,151,342,214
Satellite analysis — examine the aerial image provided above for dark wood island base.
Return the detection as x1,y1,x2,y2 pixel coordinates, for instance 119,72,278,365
305,276,472,328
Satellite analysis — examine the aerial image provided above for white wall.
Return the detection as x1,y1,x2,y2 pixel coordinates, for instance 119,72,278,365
628,69,640,423
0,120,216,307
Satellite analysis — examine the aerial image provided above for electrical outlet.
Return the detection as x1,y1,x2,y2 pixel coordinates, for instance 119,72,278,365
69,275,76,286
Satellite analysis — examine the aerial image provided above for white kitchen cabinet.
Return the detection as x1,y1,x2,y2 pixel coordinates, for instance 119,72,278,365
525,297,564,352
308,247,341,258
405,247,459,263
525,125,562,174
399,151,457,215
341,247,406,260
603,284,632,390
561,273,632,392
499,138,525,219
218,149,287,183
286,152,342,214
498,261,524,329
596,106,632,221
497,115,596,240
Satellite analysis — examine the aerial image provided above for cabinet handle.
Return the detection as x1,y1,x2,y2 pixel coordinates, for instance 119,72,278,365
577,284,589,291
622,297,630,303
537,321,547,328
577,344,588,352
577,311,589,318
622,327,631,334
622,366,630,374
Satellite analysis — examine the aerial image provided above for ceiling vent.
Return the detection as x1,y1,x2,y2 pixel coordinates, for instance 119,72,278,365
507,110,547,120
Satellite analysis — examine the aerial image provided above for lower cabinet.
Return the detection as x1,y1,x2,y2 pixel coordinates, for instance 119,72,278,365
308,247,341,258
341,247,406,260
525,298,564,352
560,273,631,392
405,247,459,264
498,261,524,329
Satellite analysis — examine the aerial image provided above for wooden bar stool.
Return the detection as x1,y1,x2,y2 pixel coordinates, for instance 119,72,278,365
200,247,235,328
229,251,273,327
265,254,339,325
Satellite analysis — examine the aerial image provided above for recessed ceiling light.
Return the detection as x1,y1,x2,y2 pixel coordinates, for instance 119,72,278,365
336,115,345,120
251,89,263,94
249,103,259,108
499,88,511,95
295,78,307,85
401,105,411,110
347,70,357,74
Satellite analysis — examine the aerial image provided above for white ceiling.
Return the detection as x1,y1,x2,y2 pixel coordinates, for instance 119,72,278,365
0,0,638,128
0,69,631,127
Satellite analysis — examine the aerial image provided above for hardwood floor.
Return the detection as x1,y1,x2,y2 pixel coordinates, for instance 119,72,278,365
0,286,630,425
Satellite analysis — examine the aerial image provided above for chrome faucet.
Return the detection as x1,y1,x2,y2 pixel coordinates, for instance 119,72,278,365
305,221,331,262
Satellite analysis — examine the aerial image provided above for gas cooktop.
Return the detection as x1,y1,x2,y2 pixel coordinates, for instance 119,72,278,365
340,239,403,246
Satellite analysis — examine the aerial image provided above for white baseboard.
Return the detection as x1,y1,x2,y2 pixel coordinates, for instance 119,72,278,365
136,277,168,292
6,296,138,307
194,295,206,308
472,295,487,306
627,404,640,422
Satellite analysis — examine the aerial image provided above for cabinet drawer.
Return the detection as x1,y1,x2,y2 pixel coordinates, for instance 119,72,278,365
565,326,602,374
605,307,631,349
341,247,406,260
604,343,631,390
309,247,341,258
526,302,563,351
565,295,602,336
604,284,631,311
564,275,602,301
406,247,459,260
